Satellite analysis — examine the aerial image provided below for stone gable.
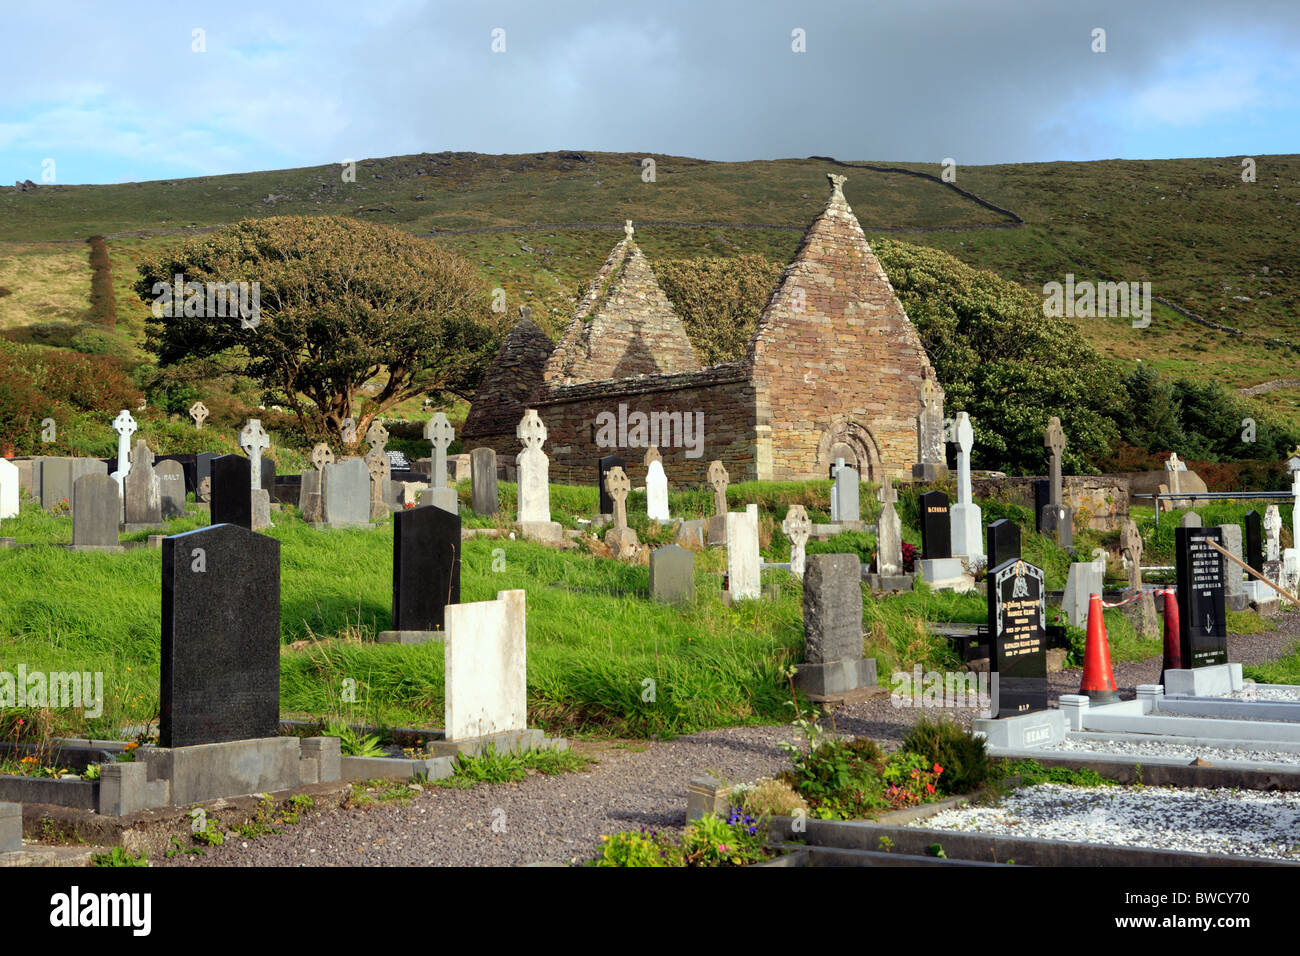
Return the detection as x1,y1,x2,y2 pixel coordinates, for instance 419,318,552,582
461,316,554,441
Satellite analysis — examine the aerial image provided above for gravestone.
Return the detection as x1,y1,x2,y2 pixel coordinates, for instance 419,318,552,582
188,401,208,429
1032,479,1050,534
1264,505,1282,563
423,412,458,515
376,505,461,643
470,448,499,516
443,590,527,741
795,553,875,696
366,453,390,520
913,376,948,481
1117,519,1159,639
208,454,252,529
1174,526,1228,668
875,477,903,573
109,409,137,501
124,439,162,526
1120,519,1144,592
725,504,760,601
515,409,562,542
705,459,730,545
988,558,1049,717
948,412,984,563
644,446,670,522
782,505,812,580
70,474,121,551
154,454,198,497
156,459,186,519
160,523,281,747
598,454,626,517
1245,510,1263,574
0,459,17,520
320,458,370,527
299,444,334,523
195,452,216,498
1040,417,1073,548
918,491,951,559
1180,511,1202,528
831,458,860,523
603,466,639,559
649,544,694,605
1217,524,1248,612
1062,562,1104,628
986,519,1021,570
38,458,75,511
238,419,270,491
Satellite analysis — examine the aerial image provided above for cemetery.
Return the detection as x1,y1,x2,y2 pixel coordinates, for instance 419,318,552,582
3,171,1300,871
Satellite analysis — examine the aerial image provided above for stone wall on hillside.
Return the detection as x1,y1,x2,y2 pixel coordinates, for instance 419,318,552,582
974,475,1132,531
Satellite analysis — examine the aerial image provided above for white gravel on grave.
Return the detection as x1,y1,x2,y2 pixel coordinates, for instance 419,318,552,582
1046,737,1300,765
1228,686,1300,702
914,784,1300,859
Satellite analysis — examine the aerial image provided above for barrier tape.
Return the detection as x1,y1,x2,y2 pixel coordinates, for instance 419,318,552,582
1100,588,1174,609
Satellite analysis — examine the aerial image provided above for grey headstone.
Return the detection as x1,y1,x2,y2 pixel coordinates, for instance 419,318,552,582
1062,562,1104,628
298,469,323,522
161,524,281,747
39,457,72,510
1218,524,1246,605
471,447,499,516
1180,511,1202,528
71,474,120,549
802,553,863,664
649,544,695,605
124,455,162,525
321,459,370,527
831,462,860,523
67,458,109,514
157,459,187,519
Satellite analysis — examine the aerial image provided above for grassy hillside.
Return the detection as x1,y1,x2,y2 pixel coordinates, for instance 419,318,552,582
1,149,1296,433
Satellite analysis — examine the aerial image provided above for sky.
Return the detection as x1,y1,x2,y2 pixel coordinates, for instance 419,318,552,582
1,0,1297,185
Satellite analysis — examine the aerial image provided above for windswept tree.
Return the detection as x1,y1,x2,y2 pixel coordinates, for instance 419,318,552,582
137,216,503,445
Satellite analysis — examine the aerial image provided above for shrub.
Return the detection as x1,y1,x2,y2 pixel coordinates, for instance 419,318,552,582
899,716,992,796
735,777,808,818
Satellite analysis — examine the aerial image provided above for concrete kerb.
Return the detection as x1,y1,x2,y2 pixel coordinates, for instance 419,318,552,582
983,745,1300,791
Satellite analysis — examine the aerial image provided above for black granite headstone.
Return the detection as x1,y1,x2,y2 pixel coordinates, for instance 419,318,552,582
209,454,252,529
918,491,952,560
260,457,276,492
986,519,1021,569
195,452,216,490
598,454,625,515
271,474,302,505
160,524,280,747
1245,510,1264,575
392,505,461,631
988,557,1048,717
945,440,959,472
1032,479,1050,533
1175,526,1228,668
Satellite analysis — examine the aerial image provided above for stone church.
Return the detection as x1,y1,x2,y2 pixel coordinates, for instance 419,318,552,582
461,173,940,487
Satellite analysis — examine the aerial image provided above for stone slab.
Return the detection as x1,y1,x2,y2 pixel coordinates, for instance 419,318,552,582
1162,663,1244,697
321,459,370,527
650,544,695,605
973,710,1065,749
803,553,863,663
0,802,19,852
794,658,876,697
444,590,526,740
143,737,302,805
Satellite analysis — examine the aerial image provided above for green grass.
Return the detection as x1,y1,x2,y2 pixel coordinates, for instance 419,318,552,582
1245,641,1300,685
431,745,592,788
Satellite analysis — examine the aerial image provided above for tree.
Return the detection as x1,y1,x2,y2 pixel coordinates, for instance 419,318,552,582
137,216,503,445
652,254,784,366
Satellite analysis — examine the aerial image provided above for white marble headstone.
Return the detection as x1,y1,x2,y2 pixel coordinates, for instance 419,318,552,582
0,458,18,519
444,589,527,740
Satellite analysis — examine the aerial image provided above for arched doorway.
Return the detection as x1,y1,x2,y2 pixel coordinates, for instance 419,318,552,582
817,419,880,482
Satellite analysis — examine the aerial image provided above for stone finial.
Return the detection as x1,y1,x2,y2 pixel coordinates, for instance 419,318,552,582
112,409,138,440
1045,417,1065,457
624,220,634,241
827,173,847,204
310,443,335,471
424,412,454,450
517,408,547,451
643,446,662,467
239,419,270,458
877,475,898,505
365,420,389,455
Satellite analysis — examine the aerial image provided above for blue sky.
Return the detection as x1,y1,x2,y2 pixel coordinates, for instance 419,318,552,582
1,0,1297,185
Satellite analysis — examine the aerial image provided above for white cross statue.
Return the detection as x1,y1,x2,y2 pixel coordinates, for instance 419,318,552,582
424,412,455,487
110,409,137,494
1291,471,1300,551
239,419,270,490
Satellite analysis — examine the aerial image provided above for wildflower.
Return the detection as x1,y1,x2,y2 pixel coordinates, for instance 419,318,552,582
933,763,944,774
926,783,936,794
717,843,730,854
124,742,139,752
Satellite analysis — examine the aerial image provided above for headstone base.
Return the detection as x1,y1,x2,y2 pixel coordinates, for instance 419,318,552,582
376,630,440,645
918,557,972,592
69,544,124,553
793,657,877,697
912,463,949,481
1163,663,1243,697
1225,592,1250,612
605,526,640,559
518,520,564,544
974,709,1064,746
251,490,272,531
121,522,165,534
1244,580,1279,605
864,572,915,593
425,487,459,515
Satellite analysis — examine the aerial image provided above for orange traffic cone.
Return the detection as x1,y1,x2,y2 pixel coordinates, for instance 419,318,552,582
1079,593,1119,703
1160,588,1182,688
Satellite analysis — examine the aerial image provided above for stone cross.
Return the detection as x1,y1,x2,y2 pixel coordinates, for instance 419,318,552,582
1119,519,1144,592
1265,505,1282,563
827,173,847,203
239,419,270,490
644,446,661,466
917,377,944,466
111,409,137,490
1044,417,1065,507
365,421,389,457
1165,452,1184,497
424,412,455,488
310,443,334,471
876,476,903,575
878,474,898,508
517,409,547,450
707,460,729,516
782,505,812,579
189,401,209,429
624,220,634,241
604,466,630,530
954,413,974,506
1291,471,1300,551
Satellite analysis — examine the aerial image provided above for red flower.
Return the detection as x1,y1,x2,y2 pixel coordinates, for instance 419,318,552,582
933,763,944,774
926,783,936,794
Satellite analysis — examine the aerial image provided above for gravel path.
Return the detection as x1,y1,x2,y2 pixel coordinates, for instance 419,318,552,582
153,612,1300,867
915,783,1300,859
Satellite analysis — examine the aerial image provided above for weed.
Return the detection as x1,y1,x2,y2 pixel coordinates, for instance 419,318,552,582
92,846,147,867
